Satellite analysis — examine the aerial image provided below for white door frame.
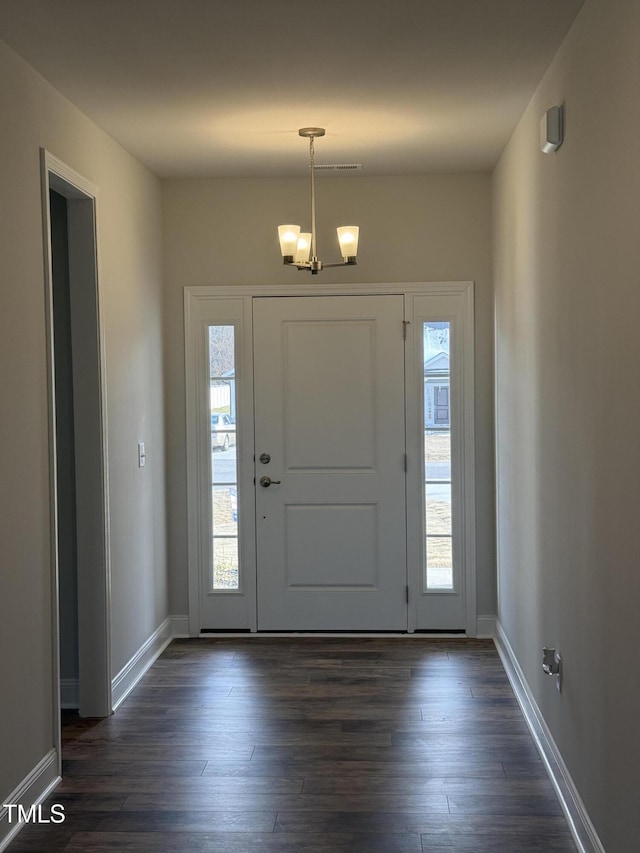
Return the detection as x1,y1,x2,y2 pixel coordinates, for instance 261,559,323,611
405,289,476,631
184,281,476,636
41,151,112,767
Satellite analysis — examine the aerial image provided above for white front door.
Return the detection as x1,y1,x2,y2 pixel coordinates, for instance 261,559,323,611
253,295,407,630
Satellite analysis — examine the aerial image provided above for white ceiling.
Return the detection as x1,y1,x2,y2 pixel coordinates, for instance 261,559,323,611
0,0,585,178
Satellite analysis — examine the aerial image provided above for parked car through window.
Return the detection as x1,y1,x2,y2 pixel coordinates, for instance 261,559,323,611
211,413,236,451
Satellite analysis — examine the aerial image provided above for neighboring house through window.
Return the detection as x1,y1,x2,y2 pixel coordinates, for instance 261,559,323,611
424,351,450,427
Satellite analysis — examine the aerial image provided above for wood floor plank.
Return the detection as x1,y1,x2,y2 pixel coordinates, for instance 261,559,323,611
301,776,556,796
203,758,509,778
414,815,575,835
161,702,424,720
342,717,531,734
503,760,550,779
447,793,564,816
250,743,541,763
420,835,578,852
93,809,277,832
57,775,305,795
120,791,451,813
63,830,423,852
74,719,345,741
274,810,454,834
6,638,576,853
62,759,208,776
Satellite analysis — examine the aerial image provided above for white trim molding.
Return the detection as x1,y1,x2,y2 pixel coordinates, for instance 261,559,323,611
111,617,173,710
494,621,605,853
41,149,112,730
185,282,477,636
0,750,60,852
405,285,476,634
186,281,474,299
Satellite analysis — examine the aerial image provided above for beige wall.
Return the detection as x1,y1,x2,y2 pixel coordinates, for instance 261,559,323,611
162,173,496,621
492,0,640,849
0,39,167,804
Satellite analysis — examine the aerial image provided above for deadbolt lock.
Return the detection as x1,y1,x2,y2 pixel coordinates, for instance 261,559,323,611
259,453,271,464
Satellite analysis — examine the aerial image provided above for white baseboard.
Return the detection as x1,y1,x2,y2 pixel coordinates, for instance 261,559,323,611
494,621,605,853
170,614,190,638
0,749,60,852
111,616,173,710
111,615,191,710
476,614,495,638
60,678,79,709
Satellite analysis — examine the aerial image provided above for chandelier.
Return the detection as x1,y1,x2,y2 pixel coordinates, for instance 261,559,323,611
277,128,359,274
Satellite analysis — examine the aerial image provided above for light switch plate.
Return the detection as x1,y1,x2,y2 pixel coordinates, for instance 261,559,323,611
138,442,146,467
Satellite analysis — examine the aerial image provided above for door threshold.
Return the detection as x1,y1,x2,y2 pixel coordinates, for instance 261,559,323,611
199,630,469,638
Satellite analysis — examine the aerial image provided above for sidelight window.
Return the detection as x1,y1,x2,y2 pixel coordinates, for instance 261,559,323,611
423,322,453,590
208,325,239,590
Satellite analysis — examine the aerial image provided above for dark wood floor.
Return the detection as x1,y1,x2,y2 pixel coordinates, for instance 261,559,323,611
9,638,577,852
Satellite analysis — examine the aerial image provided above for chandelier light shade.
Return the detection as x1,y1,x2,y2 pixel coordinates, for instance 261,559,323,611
277,225,301,260
294,232,312,264
337,226,359,260
277,128,359,274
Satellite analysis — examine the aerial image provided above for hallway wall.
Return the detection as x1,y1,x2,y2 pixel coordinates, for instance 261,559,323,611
0,39,168,812
492,0,640,849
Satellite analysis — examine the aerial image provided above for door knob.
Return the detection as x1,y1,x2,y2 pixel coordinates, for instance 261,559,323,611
260,476,281,487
